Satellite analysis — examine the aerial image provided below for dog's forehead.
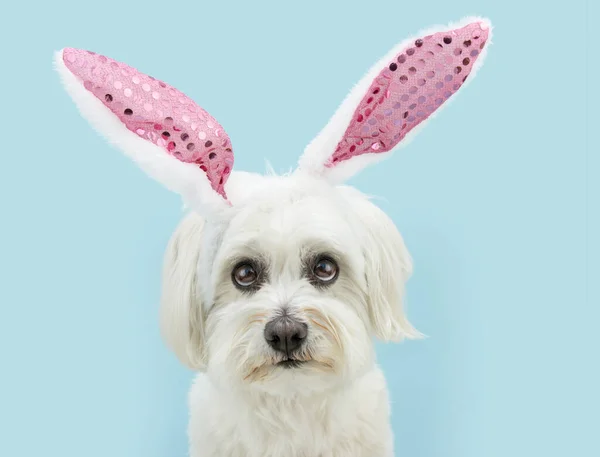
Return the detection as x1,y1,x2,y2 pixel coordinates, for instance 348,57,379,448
222,172,360,248
233,191,352,235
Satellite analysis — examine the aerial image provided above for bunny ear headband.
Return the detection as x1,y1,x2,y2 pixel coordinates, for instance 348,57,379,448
56,17,491,216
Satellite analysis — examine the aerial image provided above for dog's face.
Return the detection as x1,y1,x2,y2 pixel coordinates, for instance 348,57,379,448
207,176,373,394
161,172,419,395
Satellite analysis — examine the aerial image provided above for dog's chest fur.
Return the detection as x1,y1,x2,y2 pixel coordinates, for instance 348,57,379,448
189,368,394,457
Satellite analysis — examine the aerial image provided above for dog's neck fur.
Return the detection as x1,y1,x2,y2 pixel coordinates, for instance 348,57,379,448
189,366,394,457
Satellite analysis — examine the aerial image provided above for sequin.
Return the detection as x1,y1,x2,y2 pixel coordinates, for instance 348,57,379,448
326,21,489,164
62,44,236,198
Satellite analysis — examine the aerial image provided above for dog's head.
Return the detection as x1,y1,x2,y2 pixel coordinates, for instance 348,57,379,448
162,173,418,393
56,18,491,393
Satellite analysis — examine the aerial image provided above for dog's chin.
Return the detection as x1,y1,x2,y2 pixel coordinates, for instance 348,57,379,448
241,354,339,392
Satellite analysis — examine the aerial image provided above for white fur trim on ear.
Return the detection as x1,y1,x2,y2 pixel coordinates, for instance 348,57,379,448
54,49,230,218
298,16,493,184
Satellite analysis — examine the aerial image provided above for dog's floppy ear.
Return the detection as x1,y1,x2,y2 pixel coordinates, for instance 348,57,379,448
298,18,491,183
55,48,234,217
160,212,207,370
344,189,421,341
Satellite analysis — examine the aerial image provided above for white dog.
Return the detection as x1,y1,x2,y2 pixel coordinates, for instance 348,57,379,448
56,17,491,457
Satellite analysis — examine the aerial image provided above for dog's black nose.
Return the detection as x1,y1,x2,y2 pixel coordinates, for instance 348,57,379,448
264,316,308,354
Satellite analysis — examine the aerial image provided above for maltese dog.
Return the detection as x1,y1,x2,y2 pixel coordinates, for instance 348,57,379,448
56,16,491,457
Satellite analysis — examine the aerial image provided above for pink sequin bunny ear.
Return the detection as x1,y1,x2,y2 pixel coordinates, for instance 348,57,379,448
55,48,234,215
299,17,492,183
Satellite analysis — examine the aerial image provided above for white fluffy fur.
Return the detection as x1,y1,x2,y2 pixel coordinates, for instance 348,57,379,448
57,17,491,457
298,16,492,183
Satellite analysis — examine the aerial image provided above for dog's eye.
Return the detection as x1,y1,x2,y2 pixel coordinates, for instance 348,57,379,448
313,257,338,283
232,263,258,288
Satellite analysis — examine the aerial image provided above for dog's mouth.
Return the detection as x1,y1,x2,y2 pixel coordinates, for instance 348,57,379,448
276,359,306,369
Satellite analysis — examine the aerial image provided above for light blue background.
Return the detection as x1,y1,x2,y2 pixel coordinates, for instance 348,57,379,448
1,1,597,456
